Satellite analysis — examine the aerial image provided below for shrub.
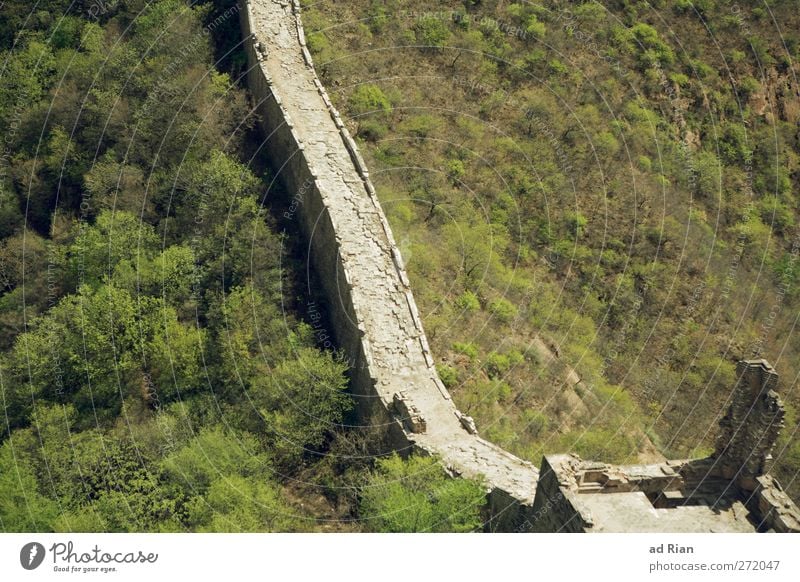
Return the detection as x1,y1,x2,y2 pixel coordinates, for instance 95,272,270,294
630,22,674,67
455,290,480,312
359,454,485,532
367,2,388,33
348,84,391,117
413,16,450,48
307,31,329,54
453,341,479,360
736,76,760,101
594,131,620,158
400,114,441,137
548,59,568,75
561,428,637,464
522,410,549,438
566,211,588,238
447,159,466,183
759,196,795,235
436,364,458,388
485,352,510,378
525,15,545,38
357,119,388,141
488,297,518,323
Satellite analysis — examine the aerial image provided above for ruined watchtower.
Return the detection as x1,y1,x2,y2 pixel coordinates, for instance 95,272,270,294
530,359,800,532
714,359,784,485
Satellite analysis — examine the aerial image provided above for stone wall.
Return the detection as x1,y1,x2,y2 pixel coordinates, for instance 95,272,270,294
749,475,800,533
236,1,800,534
714,359,784,484
528,361,800,532
529,456,593,533
238,0,539,531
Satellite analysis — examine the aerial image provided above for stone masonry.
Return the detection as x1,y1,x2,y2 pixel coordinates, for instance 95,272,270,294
714,359,784,484
238,0,538,530
239,0,800,533
530,360,800,532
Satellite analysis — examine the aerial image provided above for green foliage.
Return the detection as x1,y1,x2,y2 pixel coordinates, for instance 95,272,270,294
455,290,480,312
561,428,637,465
525,16,546,38
453,341,479,360
400,114,441,138
488,297,517,323
759,196,795,235
307,31,330,54
446,159,466,183
436,364,458,388
719,122,752,165
485,350,523,379
566,211,588,238
201,475,294,532
359,454,485,532
413,16,451,48
305,0,800,505
0,40,56,125
2,282,206,429
692,150,722,199
629,22,675,67
247,348,351,462
348,84,391,117
0,437,59,531
521,410,549,439
67,210,160,287
0,0,364,533
736,76,761,100
357,119,389,141
547,58,569,75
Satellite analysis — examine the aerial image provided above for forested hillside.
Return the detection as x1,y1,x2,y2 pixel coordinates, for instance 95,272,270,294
0,0,490,533
301,0,800,501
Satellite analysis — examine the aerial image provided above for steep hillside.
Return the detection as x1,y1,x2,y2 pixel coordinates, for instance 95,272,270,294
302,0,800,500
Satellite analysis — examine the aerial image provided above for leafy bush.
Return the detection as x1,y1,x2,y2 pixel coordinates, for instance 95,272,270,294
525,15,546,38
359,454,485,532
348,84,392,116
522,410,549,438
488,297,518,323
413,16,450,48
453,341,479,360
357,119,388,141
455,290,480,312
485,350,523,379
630,22,674,67
437,364,458,388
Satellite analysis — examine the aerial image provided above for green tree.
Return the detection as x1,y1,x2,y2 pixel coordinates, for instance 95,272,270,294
202,476,293,532
359,454,485,532
245,347,351,463
0,436,59,531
